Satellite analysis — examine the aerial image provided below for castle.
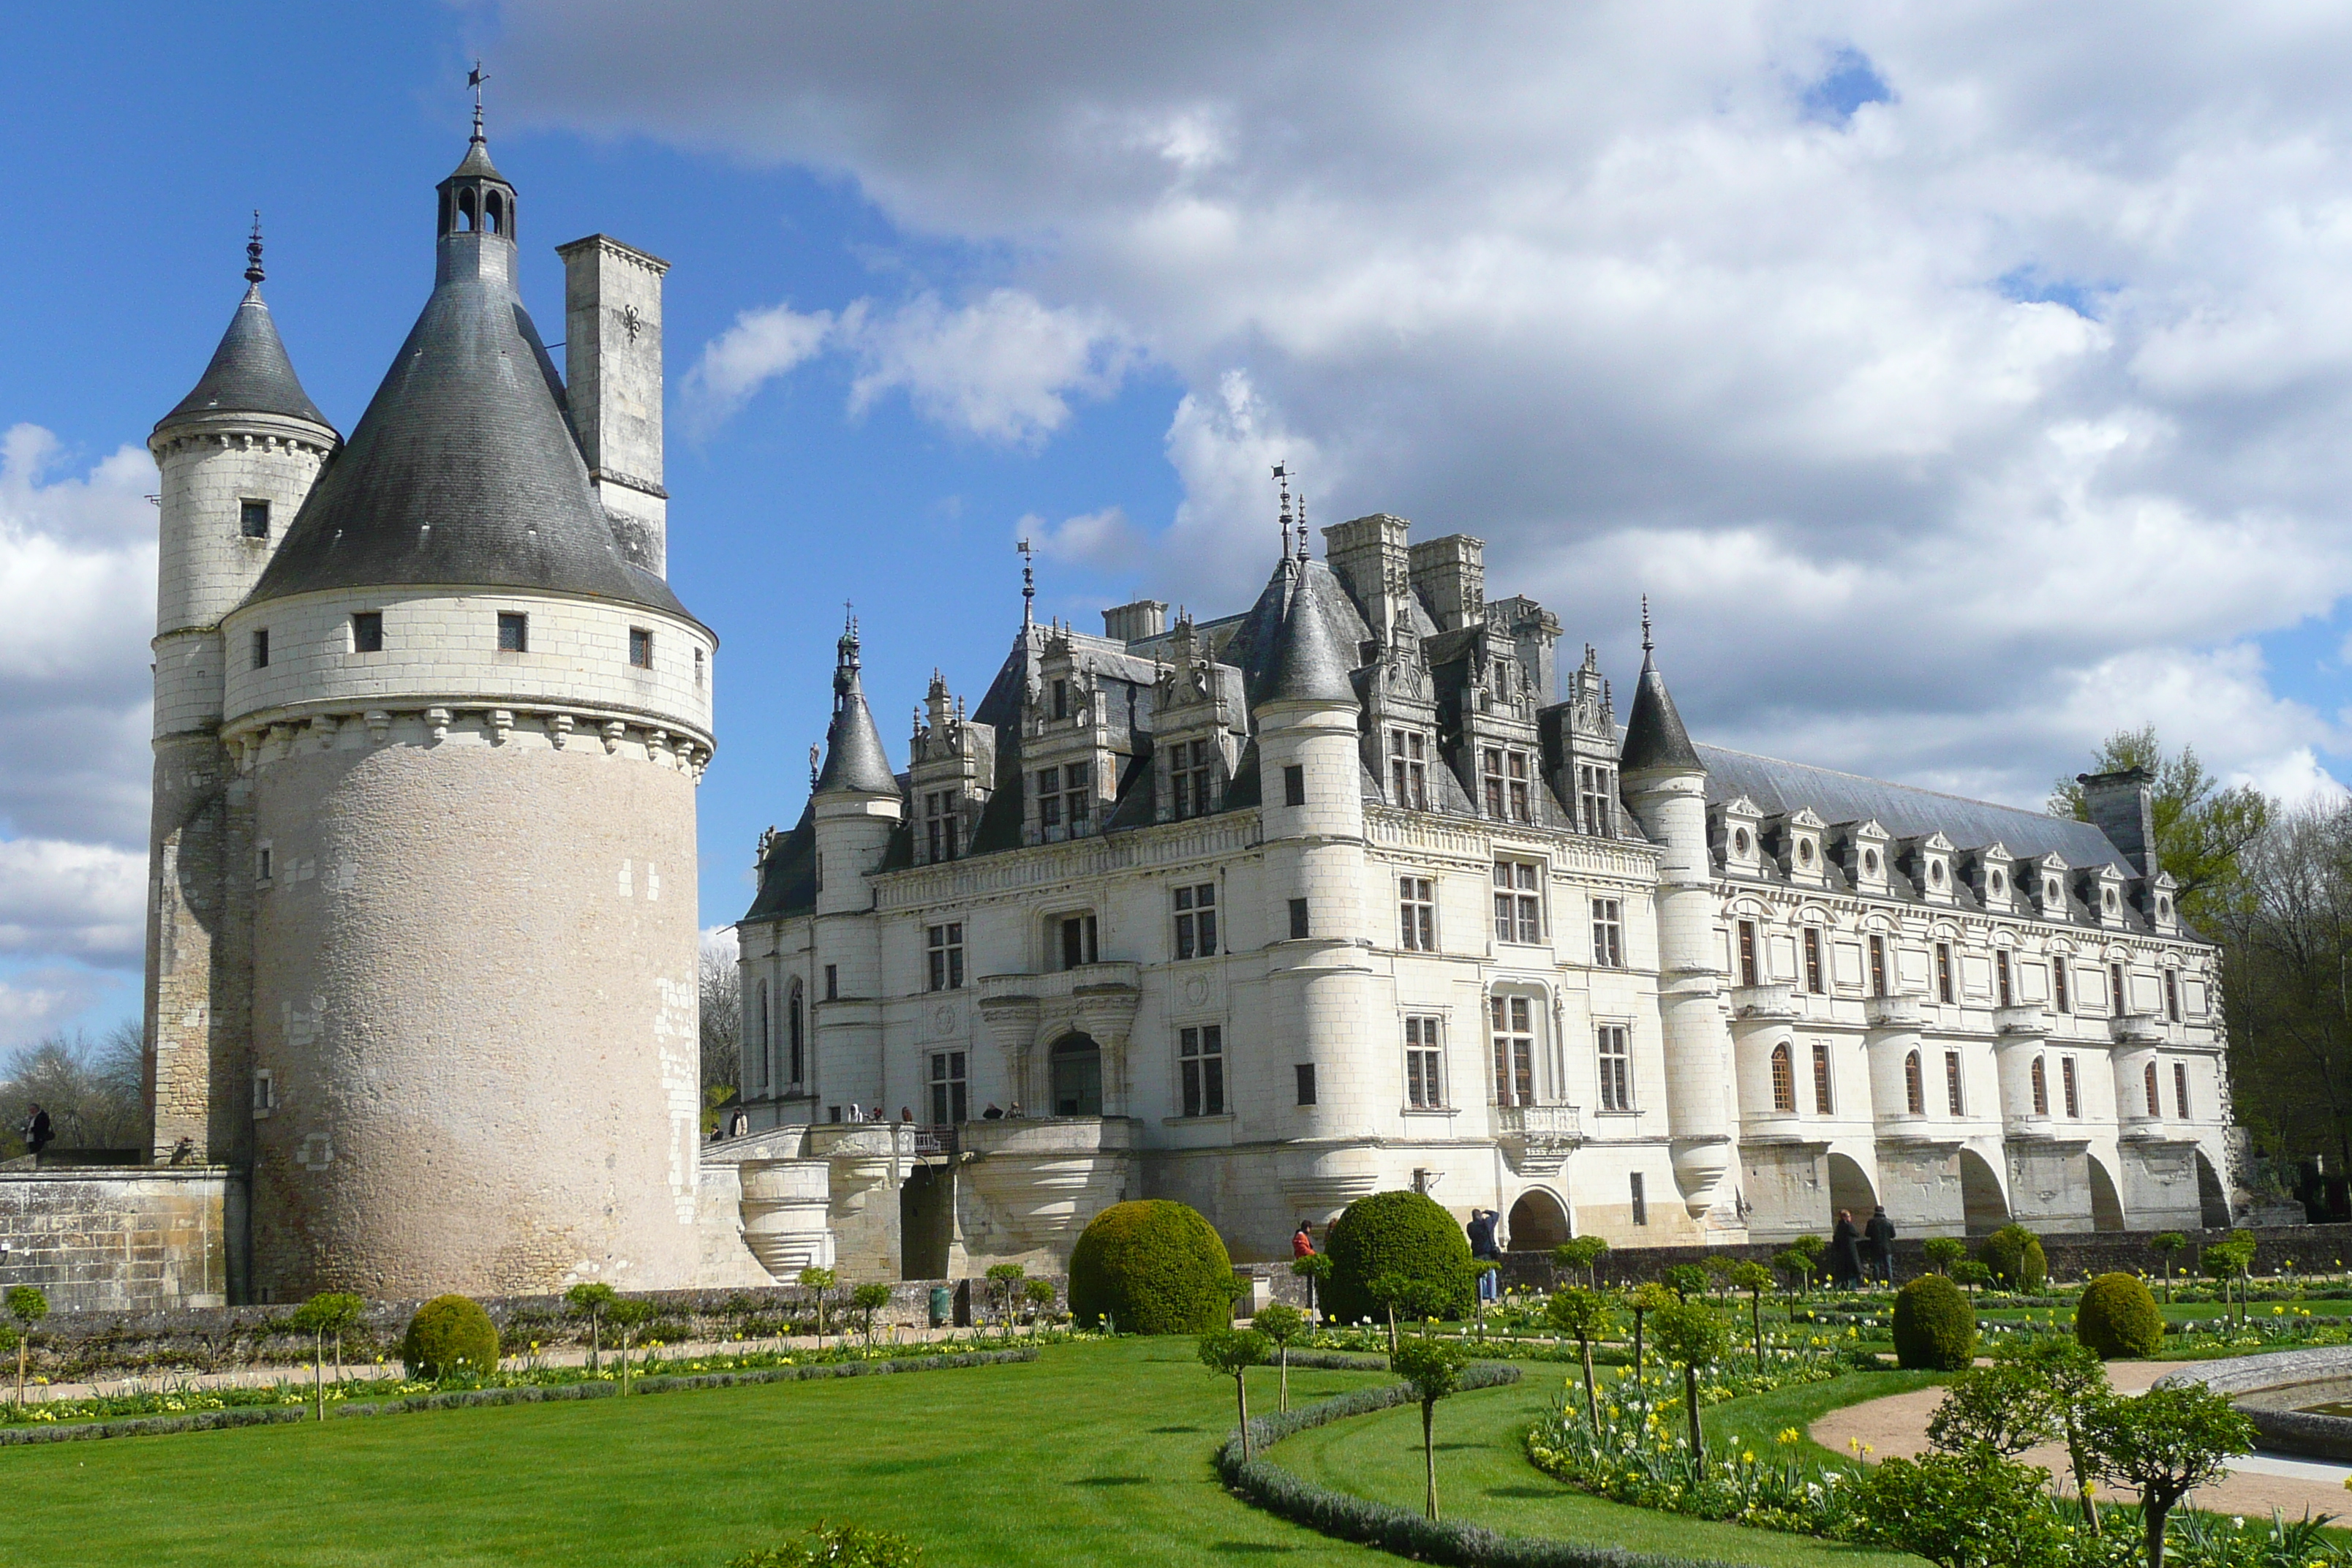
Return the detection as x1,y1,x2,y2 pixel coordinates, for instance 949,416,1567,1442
139,117,719,1302
728,497,2239,1277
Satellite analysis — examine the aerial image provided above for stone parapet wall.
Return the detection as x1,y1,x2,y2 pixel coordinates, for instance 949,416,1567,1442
0,1169,242,1313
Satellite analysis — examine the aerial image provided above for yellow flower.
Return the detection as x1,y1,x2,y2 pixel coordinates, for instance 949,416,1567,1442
1777,1428,1801,1444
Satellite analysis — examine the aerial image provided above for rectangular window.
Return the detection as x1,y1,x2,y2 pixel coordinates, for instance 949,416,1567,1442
1180,1025,1225,1118
1051,679,1068,720
1288,898,1309,941
823,964,838,1002
2062,1055,2081,1118
1294,1063,1316,1107
1174,883,1218,960
252,627,270,669
2109,962,2127,1015
239,498,271,539
2164,970,2180,1023
497,611,528,652
695,649,705,686
629,627,653,668
1482,748,1505,817
2174,1060,2190,1119
1934,942,1954,1003
1389,729,1429,810
1490,995,1536,1107
1597,1025,1632,1112
1477,747,1534,821
1398,876,1436,952
252,1068,274,1116
1577,763,1613,837
928,1050,968,1126
1629,1172,1648,1227
1037,767,1061,830
924,791,959,864
1869,935,1889,998
1945,1050,1964,1116
255,844,273,883
2054,961,2071,1014
1737,919,1759,987
351,611,383,654
1803,928,1825,995
1493,861,1542,944
1997,949,2014,1008
1058,913,1098,970
1404,1017,1446,1108
1507,750,1531,822
1812,1041,1833,1114
925,923,965,992
2031,1055,2049,1116
1172,738,1215,820
1283,764,1305,807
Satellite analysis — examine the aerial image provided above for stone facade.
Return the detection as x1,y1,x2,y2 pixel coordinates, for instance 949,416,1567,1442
0,1169,241,1312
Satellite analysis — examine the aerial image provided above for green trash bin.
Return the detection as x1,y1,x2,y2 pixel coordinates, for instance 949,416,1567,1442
928,1286,952,1329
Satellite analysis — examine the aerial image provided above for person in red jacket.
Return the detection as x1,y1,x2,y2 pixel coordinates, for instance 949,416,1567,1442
1292,1223,1316,1259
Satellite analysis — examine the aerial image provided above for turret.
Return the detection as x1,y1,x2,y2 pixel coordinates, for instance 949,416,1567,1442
1617,604,1733,1220
809,617,900,1116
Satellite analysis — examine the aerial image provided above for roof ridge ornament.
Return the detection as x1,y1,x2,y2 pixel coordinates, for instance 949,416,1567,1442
244,212,265,288
467,59,490,146
1640,594,1654,661
1273,461,1292,563
1017,537,1035,627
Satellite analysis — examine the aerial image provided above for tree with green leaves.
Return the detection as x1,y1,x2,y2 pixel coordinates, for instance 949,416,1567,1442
606,1297,656,1395
1626,1280,1676,1392
1729,1260,1774,1365
1998,1335,2111,1527
1551,1235,1607,1288
1252,1302,1307,1411
1952,1259,1993,1296
1544,1286,1615,1425
2217,799,2352,1176
1198,1327,1270,1460
565,1281,618,1373
851,1283,893,1346
2050,725,2269,924
984,1263,1027,1328
799,1266,839,1335
1290,1250,1331,1318
2201,1237,2255,1327
1926,1361,2060,1462
2087,1382,2258,1568
2149,1232,2187,1305
1365,1271,1452,1359
1022,1275,1057,1330
1648,1300,1729,1464
1660,1262,1708,1301
5,1286,45,1404
1391,1335,1471,1520
1774,1248,1817,1300
1923,1236,1967,1276
287,1292,364,1422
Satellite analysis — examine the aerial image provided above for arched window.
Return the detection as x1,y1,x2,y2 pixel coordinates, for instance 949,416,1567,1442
1769,1044,1795,1112
1904,1049,1924,1116
2030,1055,2048,1116
458,189,477,230
2145,1061,2160,1118
1812,1042,1833,1114
787,979,804,1085
483,190,504,234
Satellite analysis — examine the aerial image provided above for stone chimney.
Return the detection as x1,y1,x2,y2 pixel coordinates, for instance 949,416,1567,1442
1408,534,1485,630
2078,769,2159,878
557,234,670,575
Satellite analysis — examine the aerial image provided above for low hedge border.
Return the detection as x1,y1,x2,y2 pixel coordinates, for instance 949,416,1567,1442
1214,1361,1731,1568
0,1347,1037,1447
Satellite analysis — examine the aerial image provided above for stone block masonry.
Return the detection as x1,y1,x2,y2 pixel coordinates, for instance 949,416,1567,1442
0,1169,242,1313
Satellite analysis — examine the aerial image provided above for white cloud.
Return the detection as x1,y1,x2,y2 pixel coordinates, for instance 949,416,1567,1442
504,1,2352,799
681,301,840,429
0,968,119,1050
1022,506,1145,574
0,838,144,965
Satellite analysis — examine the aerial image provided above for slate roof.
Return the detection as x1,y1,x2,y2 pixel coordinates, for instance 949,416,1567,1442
157,285,332,434
1621,652,1702,773
815,663,900,796
743,806,818,921
1219,559,1371,712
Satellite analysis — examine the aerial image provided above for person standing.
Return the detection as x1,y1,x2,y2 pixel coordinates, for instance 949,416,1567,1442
1466,1207,1503,1304
20,1103,50,1158
1292,1224,1316,1260
1863,1205,1897,1286
1831,1209,1863,1289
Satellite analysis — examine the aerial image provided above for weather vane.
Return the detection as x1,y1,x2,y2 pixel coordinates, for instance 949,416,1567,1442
1273,462,1292,559
1017,538,1036,627
245,211,265,287
467,59,490,141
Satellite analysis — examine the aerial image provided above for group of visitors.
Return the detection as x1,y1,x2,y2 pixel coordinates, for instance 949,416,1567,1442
1830,1205,1898,1286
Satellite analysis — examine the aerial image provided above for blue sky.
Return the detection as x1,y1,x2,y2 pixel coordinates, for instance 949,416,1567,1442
1,1,2346,1047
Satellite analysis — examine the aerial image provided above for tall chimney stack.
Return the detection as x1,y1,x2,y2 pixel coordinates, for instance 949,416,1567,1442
556,233,669,575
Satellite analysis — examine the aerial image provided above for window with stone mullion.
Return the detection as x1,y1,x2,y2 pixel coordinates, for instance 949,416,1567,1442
1389,728,1430,810
1180,1025,1224,1117
1398,876,1436,951
1170,737,1215,821
1490,994,1535,1106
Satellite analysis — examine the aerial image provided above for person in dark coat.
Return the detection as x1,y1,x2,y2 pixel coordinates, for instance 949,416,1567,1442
1466,1208,1503,1303
20,1103,50,1157
1830,1209,1863,1289
1863,1205,1897,1285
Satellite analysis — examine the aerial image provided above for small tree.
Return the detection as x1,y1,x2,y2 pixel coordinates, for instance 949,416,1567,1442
1627,1281,1676,1392
983,1263,1028,1328
851,1283,893,1346
1290,1251,1332,1317
1366,1271,1448,1359
1923,1237,1968,1276
1544,1287,1615,1425
1702,1254,1738,1298
1391,1335,1471,1521
5,1286,46,1404
1952,1259,1993,1297
2149,1233,2187,1305
1660,1262,1708,1301
1851,1452,2071,1568
287,1292,364,1422
1774,1248,1817,1301
1551,1235,1607,1288
1198,1327,1270,1460
1999,1335,2111,1527
1648,1300,1729,1464
799,1267,839,1336
1926,1362,2060,1461
565,1281,618,1372
2087,1383,2257,1568
1729,1261,1774,1365
607,1298,656,1395
1253,1303,1308,1412
1022,1276,1057,1331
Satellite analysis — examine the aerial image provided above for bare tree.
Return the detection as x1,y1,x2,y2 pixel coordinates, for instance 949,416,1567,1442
2218,800,2352,1173
698,932,742,1100
1,1022,147,1156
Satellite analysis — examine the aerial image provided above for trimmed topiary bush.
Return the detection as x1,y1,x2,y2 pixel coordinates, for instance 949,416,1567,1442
1322,1191,1474,1328
2076,1271,2164,1360
1066,1200,1236,1335
399,1294,500,1379
1981,1224,2047,1292
1892,1273,1977,1371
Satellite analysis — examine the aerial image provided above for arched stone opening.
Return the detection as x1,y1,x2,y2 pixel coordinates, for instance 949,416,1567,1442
2087,1153,2126,1232
1826,1152,1877,1226
1506,1188,1571,1251
1959,1147,2010,1235
2195,1148,2232,1229
1049,1032,1102,1117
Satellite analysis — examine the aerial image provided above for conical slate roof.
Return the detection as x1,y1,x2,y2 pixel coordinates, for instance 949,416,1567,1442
1621,647,1702,773
245,145,685,619
1264,561,1360,708
157,286,331,434
815,628,899,796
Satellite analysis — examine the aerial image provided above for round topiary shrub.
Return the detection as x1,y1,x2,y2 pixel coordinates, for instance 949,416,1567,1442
1322,1190,1474,1328
1891,1273,1977,1371
399,1294,500,1379
1981,1224,2048,1293
1066,1200,1236,1335
2076,1271,2164,1359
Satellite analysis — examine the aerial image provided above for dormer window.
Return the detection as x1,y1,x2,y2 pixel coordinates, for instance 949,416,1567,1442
1037,762,1090,836
1171,739,1216,820
1575,764,1614,835
1481,747,1532,822
1052,679,1069,720
1390,730,1430,810
924,791,960,864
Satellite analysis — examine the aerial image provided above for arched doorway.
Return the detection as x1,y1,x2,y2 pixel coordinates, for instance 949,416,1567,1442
1959,1149,2009,1235
1825,1152,1877,1226
2087,1155,2126,1232
1049,1033,1102,1116
2195,1149,2232,1229
1506,1188,1571,1251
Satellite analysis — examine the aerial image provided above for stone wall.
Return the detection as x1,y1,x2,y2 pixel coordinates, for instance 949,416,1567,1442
0,1169,242,1312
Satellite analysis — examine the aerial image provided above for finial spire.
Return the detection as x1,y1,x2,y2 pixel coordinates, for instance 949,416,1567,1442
244,212,265,287
1640,595,1654,659
809,743,821,790
1017,538,1036,628
1273,462,1292,560
1296,491,1310,562
467,60,490,144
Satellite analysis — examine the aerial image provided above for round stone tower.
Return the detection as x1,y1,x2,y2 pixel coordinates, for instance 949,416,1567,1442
214,126,716,1299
